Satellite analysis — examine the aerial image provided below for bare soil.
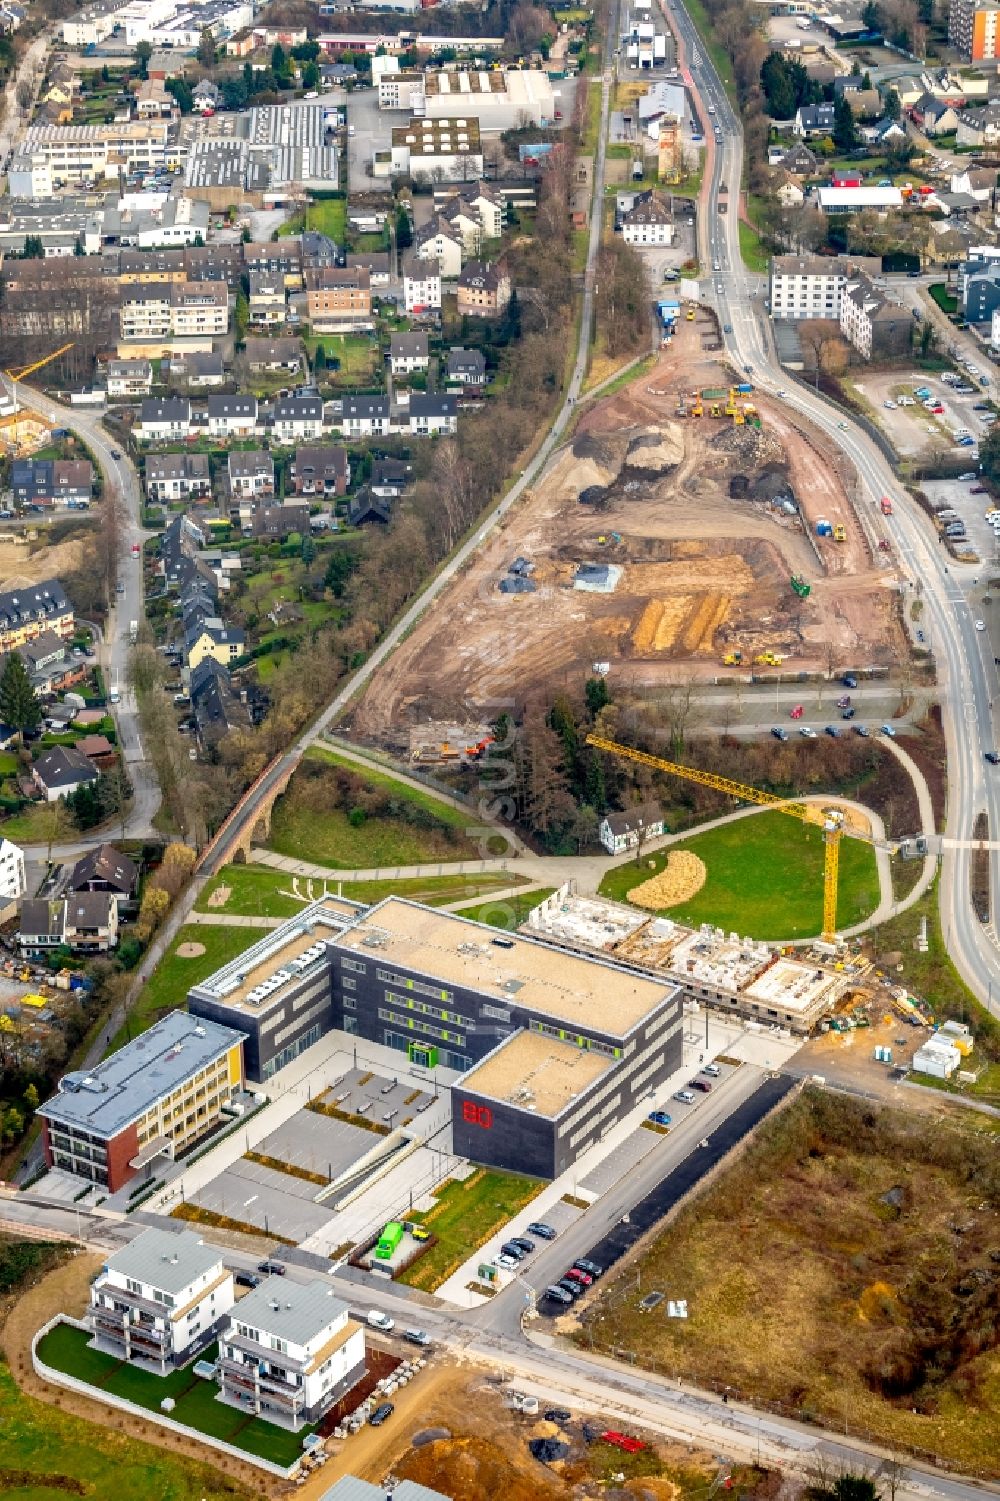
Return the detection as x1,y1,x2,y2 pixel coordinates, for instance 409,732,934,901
352,327,904,745
0,534,89,585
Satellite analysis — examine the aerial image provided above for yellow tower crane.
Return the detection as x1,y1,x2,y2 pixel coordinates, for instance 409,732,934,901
586,733,884,943
6,343,75,382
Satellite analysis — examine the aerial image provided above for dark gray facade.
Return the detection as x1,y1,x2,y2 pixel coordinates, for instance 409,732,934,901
188,955,334,1084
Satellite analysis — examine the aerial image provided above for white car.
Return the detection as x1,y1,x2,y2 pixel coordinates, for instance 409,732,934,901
884,399,896,409
367,1310,394,1332
976,620,986,631
799,726,818,739
494,1254,519,1271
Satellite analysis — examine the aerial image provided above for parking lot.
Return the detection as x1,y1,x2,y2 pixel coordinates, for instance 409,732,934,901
922,476,997,564
255,1108,380,1183
853,368,993,459
191,1155,337,1242
321,1067,438,1129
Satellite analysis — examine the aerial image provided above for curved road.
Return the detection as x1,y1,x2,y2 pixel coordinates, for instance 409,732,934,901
670,2,1000,1016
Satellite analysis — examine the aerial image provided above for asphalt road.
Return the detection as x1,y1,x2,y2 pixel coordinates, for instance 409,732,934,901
669,0,1000,1018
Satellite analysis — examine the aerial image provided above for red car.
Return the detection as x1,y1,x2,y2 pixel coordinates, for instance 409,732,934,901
564,1267,593,1286
602,1431,647,1454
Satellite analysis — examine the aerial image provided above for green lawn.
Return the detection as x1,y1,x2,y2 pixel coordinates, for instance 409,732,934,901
36,1324,311,1468
107,923,268,1054
0,803,75,843
196,863,313,918
599,810,880,941
306,197,347,242
339,872,527,906
928,283,958,314
399,1168,542,1291
198,865,533,915
451,888,554,929
739,206,769,274
267,746,482,869
304,332,378,386
0,1357,251,1501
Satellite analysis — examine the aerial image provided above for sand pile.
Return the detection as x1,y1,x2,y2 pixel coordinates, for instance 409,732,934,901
627,851,707,910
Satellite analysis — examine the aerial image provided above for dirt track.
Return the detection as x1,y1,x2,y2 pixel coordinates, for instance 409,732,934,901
351,327,904,745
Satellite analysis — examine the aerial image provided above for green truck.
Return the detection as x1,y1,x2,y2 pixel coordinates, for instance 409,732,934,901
375,1221,404,1260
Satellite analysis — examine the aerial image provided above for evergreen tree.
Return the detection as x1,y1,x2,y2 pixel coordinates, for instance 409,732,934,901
833,94,857,150
584,675,610,717
884,86,901,120
0,654,41,737
134,39,152,78
396,205,413,250
196,26,216,67
21,235,44,259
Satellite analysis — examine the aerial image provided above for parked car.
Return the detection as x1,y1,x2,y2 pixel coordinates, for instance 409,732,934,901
510,1237,536,1254
404,1328,432,1346
824,725,840,738
771,726,788,741
235,1271,260,1289
843,674,857,688
647,1109,672,1126
673,1089,696,1103
545,1408,572,1422
370,1403,394,1426
367,1310,394,1331
494,1254,519,1271
564,1268,593,1288
985,752,1000,765
691,1078,712,1092
971,485,986,494
702,1063,721,1077
545,1284,573,1304
799,726,817,739
854,724,869,737
574,1259,604,1278
500,1241,526,1261
556,1278,584,1298
841,707,856,719
528,1222,558,1240
258,1260,285,1276
880,724,896,737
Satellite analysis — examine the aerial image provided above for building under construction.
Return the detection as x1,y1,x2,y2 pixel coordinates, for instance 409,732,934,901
524,884,854,1034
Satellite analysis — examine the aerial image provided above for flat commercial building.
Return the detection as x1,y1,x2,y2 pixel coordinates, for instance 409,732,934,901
189,896,683,1179
380,117,483,182
38,1010,245,1191
381,67,556,129
10,122,173,196
769,253,880,321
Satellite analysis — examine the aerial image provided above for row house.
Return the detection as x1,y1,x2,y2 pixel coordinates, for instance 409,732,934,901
247,271,287,328
243,240,303,289
407,393,458,436
106,359,153,398
290,445,350,497
413,216,464,278
145,452,211,503
335,395,391,439
11,458,93,509
207,394,257,440
227,449,274,499
0,578,74,654
138,396,192,442
271,394,324,445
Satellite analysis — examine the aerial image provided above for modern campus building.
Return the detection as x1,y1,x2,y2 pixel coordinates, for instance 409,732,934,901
188,897,684,1179
88,1228,234,1371
38,1010,245,1191
218,1276,365,1428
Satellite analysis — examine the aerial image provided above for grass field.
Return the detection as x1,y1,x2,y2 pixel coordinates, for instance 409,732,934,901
306,196,347,243
267,747,482,869
106,924,268,1054
399,1169,542,1292
303,332,378,386
36,1323,312,1467
196,863,312,919
339,872,527,906
196,864,526,916
738,215,769,275
599,810,879,940
577,1089,1000,1476
0,1358,251,1501
451,888,554,929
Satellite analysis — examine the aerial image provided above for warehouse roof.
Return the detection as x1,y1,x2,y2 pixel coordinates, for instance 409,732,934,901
38,1009,243,1137
335,897,673,1035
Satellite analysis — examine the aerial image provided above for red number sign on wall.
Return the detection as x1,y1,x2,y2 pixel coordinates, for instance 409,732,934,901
461,1100,493,1129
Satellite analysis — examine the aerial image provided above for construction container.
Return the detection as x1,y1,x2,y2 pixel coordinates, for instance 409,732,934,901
816,519,833,536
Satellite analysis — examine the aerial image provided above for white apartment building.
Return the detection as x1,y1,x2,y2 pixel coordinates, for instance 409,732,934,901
377,69,425,109
0,836,26,920
402,256,442,313
89,1228,234,1372
769,253,878,320
413,219,463,278
271,395,324,444
218,1277,366,1428
120,281,228,343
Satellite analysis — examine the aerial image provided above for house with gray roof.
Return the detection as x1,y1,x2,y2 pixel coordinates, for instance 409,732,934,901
89,1228,234,1370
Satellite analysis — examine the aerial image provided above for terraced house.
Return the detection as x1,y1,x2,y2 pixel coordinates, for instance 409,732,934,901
0,577,73,653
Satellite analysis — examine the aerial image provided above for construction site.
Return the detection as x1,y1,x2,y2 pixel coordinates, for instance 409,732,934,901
351,319,906,745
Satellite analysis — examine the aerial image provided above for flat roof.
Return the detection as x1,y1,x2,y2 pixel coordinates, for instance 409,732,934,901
100,1227,223,1294
335,897,673,1035
191,899,363,1015
742,956,844,1015
38,1009,243,1139
230,1275,348,1346
460,1029,612,1117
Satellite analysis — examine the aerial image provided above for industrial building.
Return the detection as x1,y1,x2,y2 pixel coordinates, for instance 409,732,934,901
38,1009,245,1191
378,67,557,129
188,896,683,1180
524,885,852,1034
377,117,483,182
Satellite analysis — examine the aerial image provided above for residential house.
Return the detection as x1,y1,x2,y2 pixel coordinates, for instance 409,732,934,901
11,459,93,509
844,87,882,119
952,166,997,203
413,216,464,278
957,100,1000,147
227,450,274,499
291,445,350,497
402,254,442,314
138,396,192,442
0,579,74,654
106,359,153,398
189,658,251,746
145,452,211,503
134,79,174,119
207,394,258,440
370,458,413,498
769,252,881,319
598,802,664,855
407,393,457,435
348,492,391,526
303,231,340,271
456,259,511,318
247,503,311,540
192,79,221,113
775,173,804,207
184,242,242,287
247,271,286,328
217,1277,366,1428
389,331,429,376
912,94,961,135
243,240,303,290
69,843,138,908
271,394,324,444
304,267,372,330
864,117,906,145
120,282,228,344
76,734,115,763
439,180,505,240
963,261,1000,320
774,142,818,177
17,899,66,955
0,836,25,920
33,745,99,801
793,103,836,137
840,274,912,359
445,347,487,386
89,1229,234,1373
186,618,245,670
171,351,225,388
244,336,304,374
63,891,119,953
344,251,390,288
620,192,673,246
336,395,391,439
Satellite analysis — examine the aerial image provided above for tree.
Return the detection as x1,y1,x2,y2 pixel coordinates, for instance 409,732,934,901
196,26,216,67
301,534,316,564
0,654,41,738
585,675,610,717
862,0,880,27
884,86,901,120
234,289,249,345
396,204,413,251
166,75,193,113
302,60,319,90
833,93,857,150
134,39,152,78
23,1083,39,1114
2,1106,24,1145
21,235,44,259
980,422,1000,484
271,42,288,77
313,341,326,369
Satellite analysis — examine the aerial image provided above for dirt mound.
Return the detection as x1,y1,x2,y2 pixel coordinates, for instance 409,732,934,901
623,427,685,475
711,425,786,467
571,431,628,487
628,851,707,909
398,1433,564,1501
